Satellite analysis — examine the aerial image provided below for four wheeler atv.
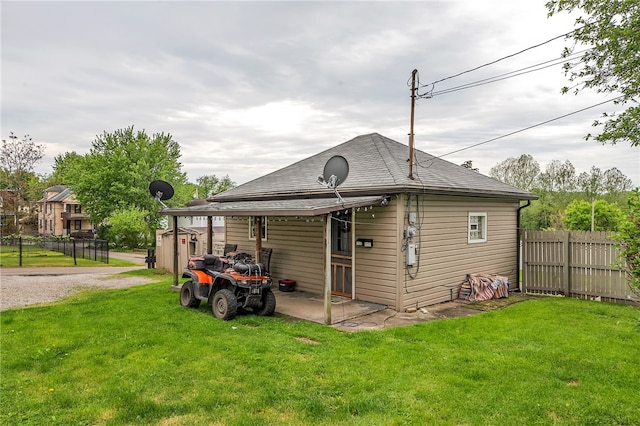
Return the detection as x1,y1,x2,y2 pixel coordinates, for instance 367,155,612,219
179,253,276,320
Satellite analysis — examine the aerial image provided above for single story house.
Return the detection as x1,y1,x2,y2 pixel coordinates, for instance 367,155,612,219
161,133,536,323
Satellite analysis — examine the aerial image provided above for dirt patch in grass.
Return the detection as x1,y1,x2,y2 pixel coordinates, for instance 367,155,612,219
296,337,320,345
461,293,540,312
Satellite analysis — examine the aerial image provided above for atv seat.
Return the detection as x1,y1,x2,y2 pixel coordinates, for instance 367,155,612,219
203,254,227,272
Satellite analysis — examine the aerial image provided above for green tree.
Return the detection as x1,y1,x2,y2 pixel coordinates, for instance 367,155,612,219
65,126,189,246
521,200,557,230
533,160,579,230
613,188,640,295
537,159,576,194
196,174,236,198
0,132,45,233
577,166,605,231
106,207,150,249
546,0,640,146
46,152,84,186
603,166,633,204
489,154,540,191
564,198,623,231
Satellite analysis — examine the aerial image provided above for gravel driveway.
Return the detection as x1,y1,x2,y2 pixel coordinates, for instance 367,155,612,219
0,270,154,311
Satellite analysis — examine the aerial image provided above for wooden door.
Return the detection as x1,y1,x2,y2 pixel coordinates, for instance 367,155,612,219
331,210,352,296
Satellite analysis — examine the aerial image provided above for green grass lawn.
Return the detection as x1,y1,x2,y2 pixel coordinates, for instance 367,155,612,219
0,248,137,267
1,270,638,425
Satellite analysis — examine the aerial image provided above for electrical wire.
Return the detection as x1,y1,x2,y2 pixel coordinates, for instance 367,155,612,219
431,96,624,159
424,27,582,87
424,50,587,98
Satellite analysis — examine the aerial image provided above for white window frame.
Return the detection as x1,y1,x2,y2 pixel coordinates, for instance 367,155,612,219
468,212,487,244
249,216,267,241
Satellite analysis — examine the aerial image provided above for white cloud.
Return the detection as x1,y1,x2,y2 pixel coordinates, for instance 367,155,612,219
2,0,638,188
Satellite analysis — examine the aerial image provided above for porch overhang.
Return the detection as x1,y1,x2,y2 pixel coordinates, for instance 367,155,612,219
159,195,388,217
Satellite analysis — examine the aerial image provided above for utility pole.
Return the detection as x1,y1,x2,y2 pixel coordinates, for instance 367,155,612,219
408,69,417,180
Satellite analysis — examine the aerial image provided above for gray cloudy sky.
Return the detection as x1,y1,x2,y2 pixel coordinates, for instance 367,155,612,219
2,1,639,187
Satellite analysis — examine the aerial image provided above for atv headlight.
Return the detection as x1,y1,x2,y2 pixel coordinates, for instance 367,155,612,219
262,279,269,284
240,280,248,285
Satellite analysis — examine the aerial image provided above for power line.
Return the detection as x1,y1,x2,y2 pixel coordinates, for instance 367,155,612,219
425,28,580,88
424,50,586,98
433,96,624,158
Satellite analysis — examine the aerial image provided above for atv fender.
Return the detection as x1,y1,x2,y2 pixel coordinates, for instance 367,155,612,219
182,270,213,285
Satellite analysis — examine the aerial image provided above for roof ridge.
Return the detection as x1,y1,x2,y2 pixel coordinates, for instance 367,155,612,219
371,134,405,185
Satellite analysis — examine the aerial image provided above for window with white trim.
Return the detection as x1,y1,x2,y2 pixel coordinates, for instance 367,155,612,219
249,216,267,240
468,212,487,243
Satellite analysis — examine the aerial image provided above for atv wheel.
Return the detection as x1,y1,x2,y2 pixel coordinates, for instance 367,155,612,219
254,289,276,316
180,281,201,308
211,289,237,320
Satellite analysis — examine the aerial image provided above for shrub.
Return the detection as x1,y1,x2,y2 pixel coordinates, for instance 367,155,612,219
613,189,640,296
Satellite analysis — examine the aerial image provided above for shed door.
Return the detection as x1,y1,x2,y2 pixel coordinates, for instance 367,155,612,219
331,210,352,296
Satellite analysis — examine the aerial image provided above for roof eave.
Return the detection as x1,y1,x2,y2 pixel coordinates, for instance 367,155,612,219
160,196,388,217
211,186,537,203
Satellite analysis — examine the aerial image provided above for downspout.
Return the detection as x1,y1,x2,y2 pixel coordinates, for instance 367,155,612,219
516,200,531,292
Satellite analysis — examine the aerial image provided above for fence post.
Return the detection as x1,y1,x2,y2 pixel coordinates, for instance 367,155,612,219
521,229,527,293
19,236,23,267
563,231,570,296
72,239,77,265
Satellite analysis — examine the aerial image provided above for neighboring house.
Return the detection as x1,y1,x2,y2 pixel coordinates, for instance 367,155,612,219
37,185,93,237
1,188,35,235
176,198,225,231
162,133,536,315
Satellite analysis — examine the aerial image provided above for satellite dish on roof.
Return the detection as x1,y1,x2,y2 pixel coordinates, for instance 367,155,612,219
322,155,349,188
317,155,349,204
149,180,174,208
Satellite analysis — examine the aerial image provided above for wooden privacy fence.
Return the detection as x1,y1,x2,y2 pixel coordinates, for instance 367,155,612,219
522,230,638,303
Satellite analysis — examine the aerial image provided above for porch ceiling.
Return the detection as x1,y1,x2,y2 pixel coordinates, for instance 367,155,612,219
159,195,388,217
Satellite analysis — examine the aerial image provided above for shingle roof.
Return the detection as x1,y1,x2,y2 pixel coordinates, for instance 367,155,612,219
161,195,387,217
212,133,535,202
38,186,74,203
49,188,73,202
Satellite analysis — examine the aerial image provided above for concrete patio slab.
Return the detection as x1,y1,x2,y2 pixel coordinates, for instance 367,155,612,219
274,290,387,325
274,289,534,332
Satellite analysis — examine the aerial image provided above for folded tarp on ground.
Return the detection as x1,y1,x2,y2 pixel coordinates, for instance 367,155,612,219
458,273,509,301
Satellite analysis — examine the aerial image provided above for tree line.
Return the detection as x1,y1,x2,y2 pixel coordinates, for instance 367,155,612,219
1,127,234,248
488,154,633,231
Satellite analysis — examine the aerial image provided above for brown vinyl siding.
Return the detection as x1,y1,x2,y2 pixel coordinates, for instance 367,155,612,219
223,193,518,310
225,216,326,293
352,199,399,306
400,195,519,310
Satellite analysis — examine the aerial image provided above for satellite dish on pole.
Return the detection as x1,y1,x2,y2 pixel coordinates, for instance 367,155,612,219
149,180,174,208
317,155,349,204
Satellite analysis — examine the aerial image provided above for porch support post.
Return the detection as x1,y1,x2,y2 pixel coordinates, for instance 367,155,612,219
173,215,179,287
324,213,332,324
254,216,262,262
206,216,213,254
351,208,356,299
